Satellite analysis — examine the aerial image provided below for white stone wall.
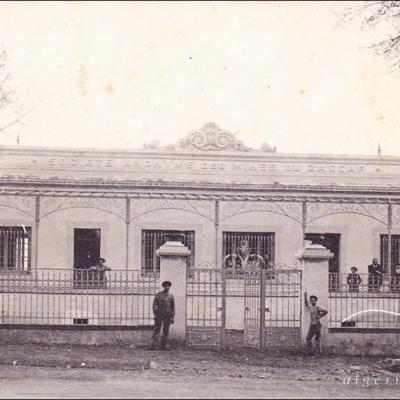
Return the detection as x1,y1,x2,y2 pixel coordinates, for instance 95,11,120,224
0,195,394,273
307,212,387,275
39,205,126,270
130,201,215,270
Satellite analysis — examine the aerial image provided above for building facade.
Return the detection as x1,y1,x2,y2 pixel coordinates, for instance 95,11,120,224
1,122,400,279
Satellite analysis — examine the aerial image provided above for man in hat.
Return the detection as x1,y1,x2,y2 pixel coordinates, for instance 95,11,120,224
304,292,328,354
346,266,362,293
150,280,175,350
391,265,400,293
368,258,384,292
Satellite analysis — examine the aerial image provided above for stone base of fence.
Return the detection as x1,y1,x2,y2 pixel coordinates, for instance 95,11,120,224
324,329,400,356
0,325,154,346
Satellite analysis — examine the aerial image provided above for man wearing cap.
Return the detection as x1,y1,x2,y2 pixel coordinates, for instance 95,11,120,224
304,291,328,354
347,267,362,293
150,281,175,350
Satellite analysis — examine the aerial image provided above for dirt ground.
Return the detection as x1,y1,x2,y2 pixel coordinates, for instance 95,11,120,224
0,344,399,399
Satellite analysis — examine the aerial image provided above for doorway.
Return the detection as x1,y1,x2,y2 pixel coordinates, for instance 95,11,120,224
73,228,101,270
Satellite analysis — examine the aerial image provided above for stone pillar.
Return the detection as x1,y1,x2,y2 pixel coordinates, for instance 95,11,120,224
296,244,333,345
156,241,191,343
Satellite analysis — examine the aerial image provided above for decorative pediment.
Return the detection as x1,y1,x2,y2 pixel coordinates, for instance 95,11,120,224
178,122,252,152
143,122,276,153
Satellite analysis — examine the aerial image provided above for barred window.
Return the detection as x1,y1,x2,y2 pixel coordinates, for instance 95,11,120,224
0,227,32,272
141,230,195,273
380,234,400,274
222,231,275,268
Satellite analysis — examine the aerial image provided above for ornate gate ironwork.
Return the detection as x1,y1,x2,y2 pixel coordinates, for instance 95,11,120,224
186,264,301,348
244,269,262,347
244,269,302,349
186,268,225,347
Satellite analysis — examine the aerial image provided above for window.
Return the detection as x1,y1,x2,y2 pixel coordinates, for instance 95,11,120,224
222,231,275,269
380,234,400,274
73,318,89,325
142,230,195,273
0,226,32,272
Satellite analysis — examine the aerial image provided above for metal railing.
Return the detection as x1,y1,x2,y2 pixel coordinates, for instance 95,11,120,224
0,269,160,326
186,268,224,347
329,273,400,295
0,269,159,293
329,273,400,329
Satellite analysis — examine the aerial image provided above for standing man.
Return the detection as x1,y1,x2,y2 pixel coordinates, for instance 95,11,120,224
368,258,384,292
304,291,328,354
150,281,175,350
391,265,400,293
89,258,112,289
347,267,362,293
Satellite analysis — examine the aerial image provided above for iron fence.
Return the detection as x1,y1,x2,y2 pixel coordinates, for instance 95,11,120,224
329,273,400,329
0,269,159,326
329,273,400,295
244,269,302,348
186,268,224,347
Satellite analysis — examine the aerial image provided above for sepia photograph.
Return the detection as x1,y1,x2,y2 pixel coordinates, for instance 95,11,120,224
1,1,400,399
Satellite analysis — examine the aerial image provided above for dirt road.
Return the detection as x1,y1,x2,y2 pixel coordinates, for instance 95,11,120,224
0,344,399,398
0,365,397,399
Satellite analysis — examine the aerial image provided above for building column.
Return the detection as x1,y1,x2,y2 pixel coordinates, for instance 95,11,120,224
296,243,333,345
214,200,219,267
125,198,130,270
156,240,191,343
302,200,307,246
33,195,40,278
387,201,392,282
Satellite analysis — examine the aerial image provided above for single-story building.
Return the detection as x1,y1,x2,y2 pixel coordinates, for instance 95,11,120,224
1,122,399,279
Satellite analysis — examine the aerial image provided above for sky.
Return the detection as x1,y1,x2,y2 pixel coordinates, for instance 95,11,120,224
0,1,399,156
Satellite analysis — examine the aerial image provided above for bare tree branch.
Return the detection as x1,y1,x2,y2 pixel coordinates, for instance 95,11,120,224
341,1,400,69
0,45,32,139
0,109,32,134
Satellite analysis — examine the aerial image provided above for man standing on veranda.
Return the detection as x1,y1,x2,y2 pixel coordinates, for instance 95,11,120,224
89,257,111,289
368,258,384,292
150,281,175,350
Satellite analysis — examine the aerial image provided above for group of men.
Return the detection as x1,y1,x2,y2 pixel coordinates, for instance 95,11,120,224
346,258,400,292
149,282,328,354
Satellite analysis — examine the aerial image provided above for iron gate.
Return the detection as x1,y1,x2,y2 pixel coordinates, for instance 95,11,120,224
244,269,302,348
186,268,225,347
186,267,302,348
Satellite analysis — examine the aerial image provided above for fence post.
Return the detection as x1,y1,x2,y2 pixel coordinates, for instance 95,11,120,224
296,244,333,347
259,269,266,348
156,240,191,344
